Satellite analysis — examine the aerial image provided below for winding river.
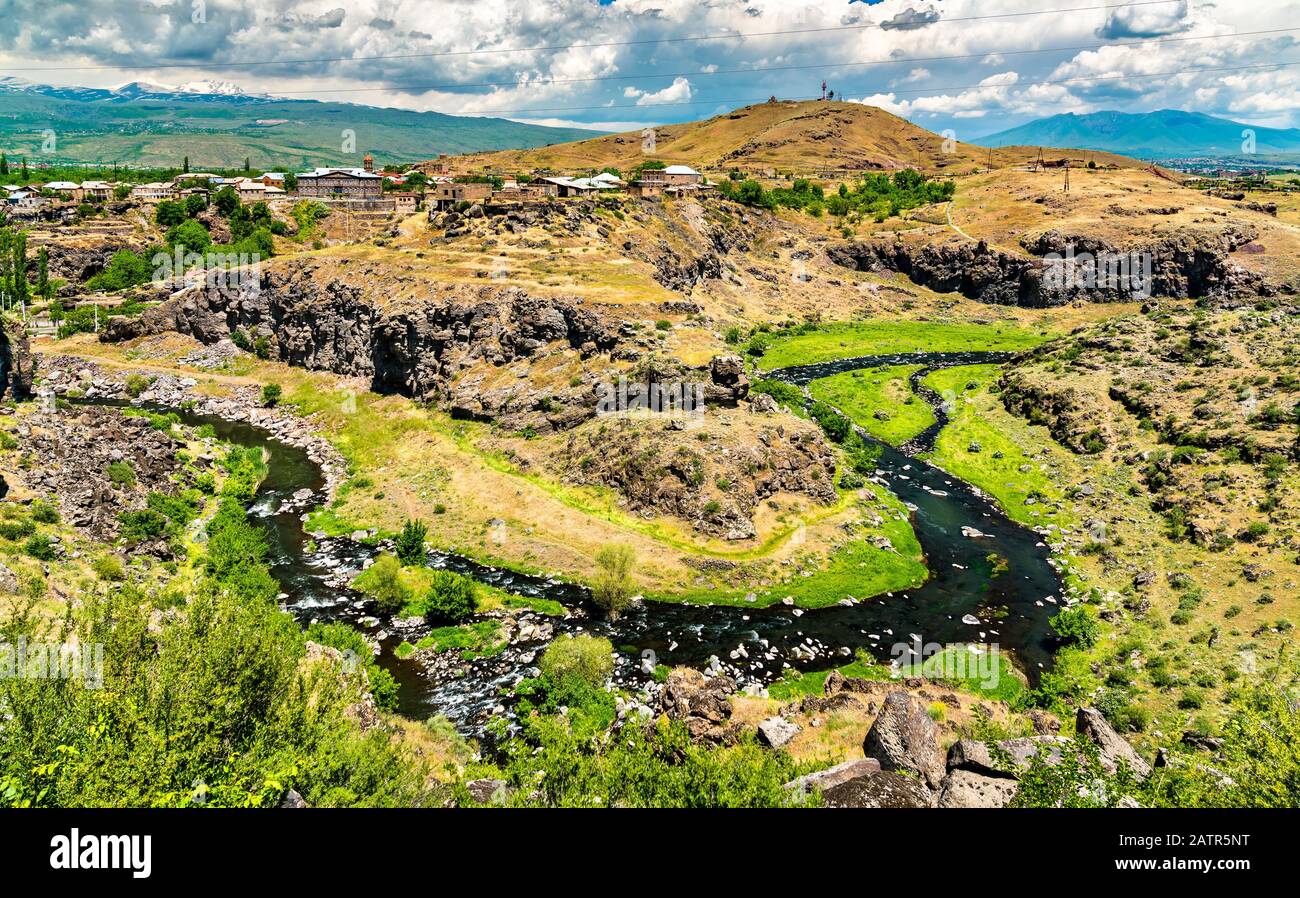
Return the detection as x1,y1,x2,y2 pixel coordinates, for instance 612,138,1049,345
126,349,1064,731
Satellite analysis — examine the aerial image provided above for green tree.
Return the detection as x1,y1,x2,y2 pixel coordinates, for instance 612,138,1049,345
213,185,240,217
591,544,636,619
422,570,478,623
1050,605,1101,648
394,519,428,565
358,554,412,614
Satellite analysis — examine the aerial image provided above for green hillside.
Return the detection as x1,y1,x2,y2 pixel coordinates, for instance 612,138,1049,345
0,82,600,169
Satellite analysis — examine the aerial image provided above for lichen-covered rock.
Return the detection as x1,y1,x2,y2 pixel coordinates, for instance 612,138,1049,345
862,690,945,790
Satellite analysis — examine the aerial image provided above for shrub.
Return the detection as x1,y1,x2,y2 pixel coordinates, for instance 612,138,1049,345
539,635,614,688
29,501,59,524
591,543,636,619
105,461,136,489
357,554,412,615
118,509,168,544
261,383,282,407
23,534,56,561
1051,605,1101,648
124,374,151,398
92,555,126,582
394,519,428,565
422,570,478,623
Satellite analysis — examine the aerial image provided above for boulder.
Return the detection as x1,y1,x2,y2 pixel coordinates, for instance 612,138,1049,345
946,736,1069,777
822,770,933,808
278,789,309,809
757,716,801,749
0,562,17,594
937,770,1019,808
862,690,945,789
785,758,882,798
1077,707,1152,779
465,778,511,805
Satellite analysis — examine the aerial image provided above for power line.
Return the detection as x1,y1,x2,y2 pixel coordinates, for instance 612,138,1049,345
4,1,1186,72
247,27,1300,97
384,59,1300,119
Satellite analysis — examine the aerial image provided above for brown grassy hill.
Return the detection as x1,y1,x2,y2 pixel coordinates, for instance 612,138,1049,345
441,99,1150,179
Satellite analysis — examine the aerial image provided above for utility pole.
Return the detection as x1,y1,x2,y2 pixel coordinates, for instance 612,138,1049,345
986,145,993,174
821,80,827,101
1034,147,1044,173
1063,160,1071,192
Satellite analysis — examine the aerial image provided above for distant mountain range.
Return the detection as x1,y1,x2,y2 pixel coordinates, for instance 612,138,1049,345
0,77,601,169
975,109,1300,159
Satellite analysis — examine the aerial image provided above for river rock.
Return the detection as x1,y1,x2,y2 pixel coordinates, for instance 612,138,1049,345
863,690,945,789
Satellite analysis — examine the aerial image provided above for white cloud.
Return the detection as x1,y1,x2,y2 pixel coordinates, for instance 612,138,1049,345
623,76,693,106
0,0,1294,133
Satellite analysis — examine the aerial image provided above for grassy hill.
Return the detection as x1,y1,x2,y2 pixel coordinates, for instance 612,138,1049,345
447,99,1146,178
0,81,599,169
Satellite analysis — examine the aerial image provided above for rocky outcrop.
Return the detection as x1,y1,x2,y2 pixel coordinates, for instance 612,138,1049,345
658,667,740,745
15,404,190,545
1076,707,1153,779
557,417,837,539
829,225,1267,306
0,320,34,400
103,268,623,433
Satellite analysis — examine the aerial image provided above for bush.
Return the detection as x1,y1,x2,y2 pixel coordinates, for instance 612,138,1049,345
105,461,136,489
356,554,412,614
394,519,428,565
24,534,56,560
124,374,151,398
1051,605,1101,648
539,635,614,689
92,555,127,582
422,570,478,623
261,383,282,407
29,501,59,524
591,544,636,619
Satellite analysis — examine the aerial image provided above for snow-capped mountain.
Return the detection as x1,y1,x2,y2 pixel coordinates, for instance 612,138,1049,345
0,76,271,103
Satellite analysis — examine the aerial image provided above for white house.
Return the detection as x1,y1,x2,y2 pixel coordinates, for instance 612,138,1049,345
131,182,175,202
80,181,115,201
44,181,81,198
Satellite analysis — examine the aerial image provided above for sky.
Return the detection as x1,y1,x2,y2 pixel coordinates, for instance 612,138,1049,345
0,0,1297,137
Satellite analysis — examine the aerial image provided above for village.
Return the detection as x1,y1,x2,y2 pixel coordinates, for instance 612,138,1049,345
2,150,711,222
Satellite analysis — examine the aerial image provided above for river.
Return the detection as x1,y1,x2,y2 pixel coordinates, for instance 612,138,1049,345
120,349,1063,732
